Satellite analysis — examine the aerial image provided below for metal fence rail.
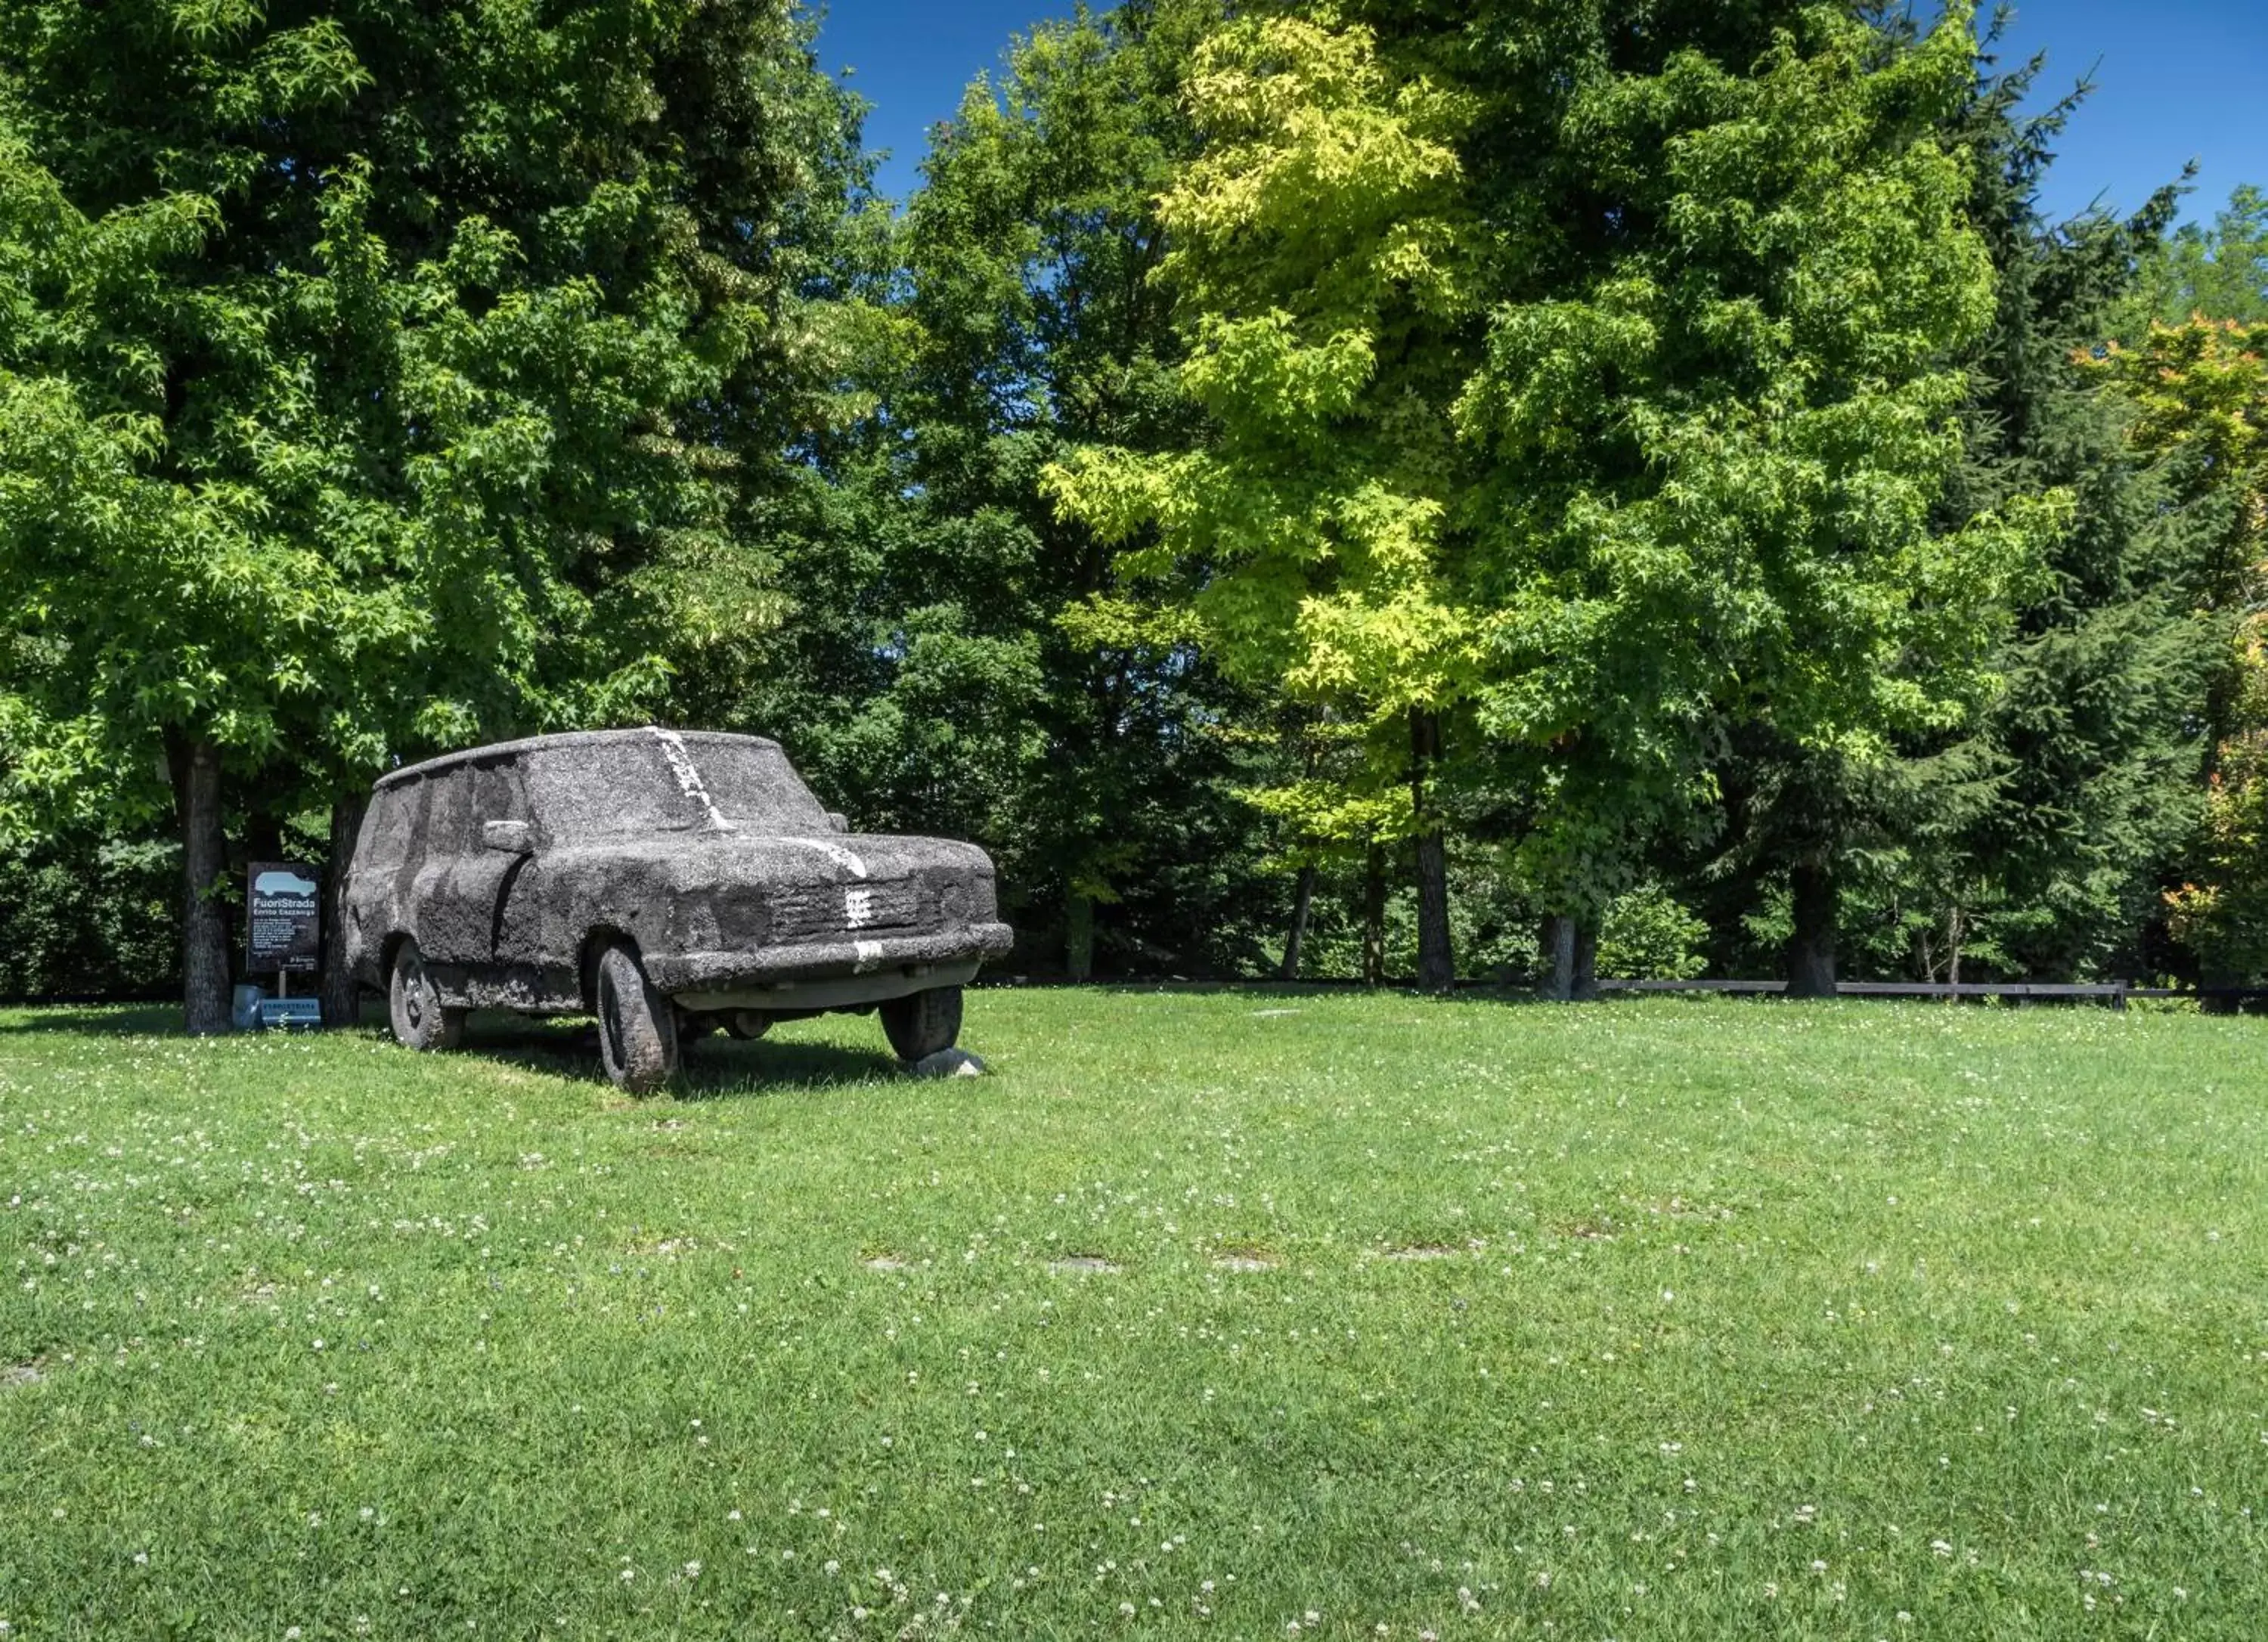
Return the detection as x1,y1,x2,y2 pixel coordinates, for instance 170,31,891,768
1596,978,2268,1008
971,975,2268,1007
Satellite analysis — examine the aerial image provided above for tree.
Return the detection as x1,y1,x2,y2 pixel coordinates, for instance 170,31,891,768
0,2,859,1028
1885,44,2226,985
1452,2,2056,996
2090,317,2268,981
2129,184,2268,328
1048,11,1483,989
726,0,1308,982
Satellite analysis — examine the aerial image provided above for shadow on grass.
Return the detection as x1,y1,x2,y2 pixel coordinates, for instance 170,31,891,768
461,1012,902,1096
0,1004,190,1036
0,1003,903,1093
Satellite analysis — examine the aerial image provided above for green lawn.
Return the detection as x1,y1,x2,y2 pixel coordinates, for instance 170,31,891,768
3,990,2266,1640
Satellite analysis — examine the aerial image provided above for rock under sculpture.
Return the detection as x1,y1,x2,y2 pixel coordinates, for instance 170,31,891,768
339,727,1014,1090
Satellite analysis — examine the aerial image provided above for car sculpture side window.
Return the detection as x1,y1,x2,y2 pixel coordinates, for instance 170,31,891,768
342,727,1012,1089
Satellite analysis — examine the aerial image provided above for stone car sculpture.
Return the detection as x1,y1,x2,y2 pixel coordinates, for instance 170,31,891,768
339,727,1014,1089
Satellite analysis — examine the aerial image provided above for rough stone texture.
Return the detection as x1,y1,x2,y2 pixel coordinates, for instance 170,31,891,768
910,1047,986,1078
1047,1256,1121,1275
342,727,1013,1023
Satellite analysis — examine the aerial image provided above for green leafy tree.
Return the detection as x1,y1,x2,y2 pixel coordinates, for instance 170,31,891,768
730,0,1307,981
2129,184,2268,328
0,2,859,1027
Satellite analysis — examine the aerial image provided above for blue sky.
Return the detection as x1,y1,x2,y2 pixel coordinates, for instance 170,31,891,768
816,0,2266,226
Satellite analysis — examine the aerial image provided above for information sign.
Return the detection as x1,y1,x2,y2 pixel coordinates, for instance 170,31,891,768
247,861,322,974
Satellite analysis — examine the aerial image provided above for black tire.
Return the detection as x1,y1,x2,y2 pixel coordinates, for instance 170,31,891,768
594,940,678,1093
388,939,464,1052
724,1009,771,1041
881,985,962,1062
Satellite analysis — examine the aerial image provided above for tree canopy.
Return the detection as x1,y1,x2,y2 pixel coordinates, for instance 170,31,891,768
4,0,2265,1013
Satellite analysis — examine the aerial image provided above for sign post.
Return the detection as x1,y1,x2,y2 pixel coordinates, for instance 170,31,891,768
246,862,323,1030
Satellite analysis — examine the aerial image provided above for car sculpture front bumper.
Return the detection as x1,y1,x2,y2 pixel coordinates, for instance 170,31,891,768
647,922,1015,1012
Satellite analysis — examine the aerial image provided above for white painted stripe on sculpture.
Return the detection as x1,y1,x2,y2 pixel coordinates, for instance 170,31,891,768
779,837,870,879
649,727,735,832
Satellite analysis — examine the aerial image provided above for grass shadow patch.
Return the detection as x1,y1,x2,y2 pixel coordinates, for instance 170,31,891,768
676,1034,903,1095
459,1014,900,1096
0,1004,187,1037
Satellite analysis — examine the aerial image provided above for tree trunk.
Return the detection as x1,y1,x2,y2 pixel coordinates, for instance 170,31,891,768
1537,914,1599,1002
321,792,367,1027
1362,842,1387,987
166,728,231,1035
1538,914,1575,1001
1572,921,1600,1002
1064,890,1095,983
1278,865,1316,981
1786,857,1839,999
1946,903,1963,997
1409,708,1454,990
244,809,284,874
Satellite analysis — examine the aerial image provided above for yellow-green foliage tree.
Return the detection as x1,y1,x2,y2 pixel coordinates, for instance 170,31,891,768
2096,318,2268,975
1047,13,1483,988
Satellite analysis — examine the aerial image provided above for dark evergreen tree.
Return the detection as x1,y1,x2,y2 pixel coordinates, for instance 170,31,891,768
708,0,1299,978
1688,27,2225,986
1898,41,2223,981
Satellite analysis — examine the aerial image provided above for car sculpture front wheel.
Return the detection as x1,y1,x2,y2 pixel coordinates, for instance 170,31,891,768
593,939,680,1093
388,939,464,1052
880,985,963,1062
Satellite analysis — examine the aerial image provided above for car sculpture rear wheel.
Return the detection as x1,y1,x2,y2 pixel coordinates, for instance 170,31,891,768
388,939,464,1052
880,984,963,1062
594,939,680,1093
